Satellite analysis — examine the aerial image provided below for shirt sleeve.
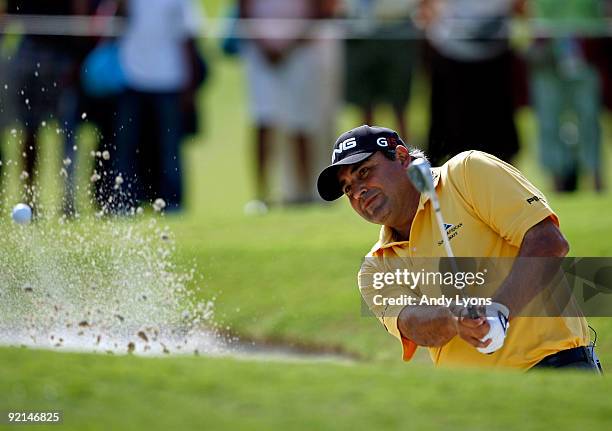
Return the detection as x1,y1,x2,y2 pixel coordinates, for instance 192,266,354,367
358,256,418,361
451,151,558,248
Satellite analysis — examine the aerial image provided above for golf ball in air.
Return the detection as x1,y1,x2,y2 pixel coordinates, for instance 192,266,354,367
11,203,32,225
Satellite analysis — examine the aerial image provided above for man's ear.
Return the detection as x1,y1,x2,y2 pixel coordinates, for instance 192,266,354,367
396,145,411,168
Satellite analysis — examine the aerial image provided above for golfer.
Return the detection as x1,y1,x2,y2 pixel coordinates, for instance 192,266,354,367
317,125,602,371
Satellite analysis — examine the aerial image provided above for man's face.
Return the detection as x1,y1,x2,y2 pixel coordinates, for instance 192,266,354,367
337,149,415,227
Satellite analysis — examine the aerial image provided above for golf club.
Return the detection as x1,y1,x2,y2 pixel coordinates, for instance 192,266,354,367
407,158,481,319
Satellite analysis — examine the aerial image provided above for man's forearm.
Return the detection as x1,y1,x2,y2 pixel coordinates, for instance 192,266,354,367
493,218,569,317
493,257,566,318
397,305,456,347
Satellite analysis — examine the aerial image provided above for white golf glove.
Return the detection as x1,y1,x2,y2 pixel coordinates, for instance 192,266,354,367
477,302,510,354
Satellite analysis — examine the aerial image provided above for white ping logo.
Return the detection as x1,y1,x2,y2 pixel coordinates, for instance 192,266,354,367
332,137,357,162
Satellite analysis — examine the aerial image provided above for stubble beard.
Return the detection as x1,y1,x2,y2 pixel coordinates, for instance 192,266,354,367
363,194,391,225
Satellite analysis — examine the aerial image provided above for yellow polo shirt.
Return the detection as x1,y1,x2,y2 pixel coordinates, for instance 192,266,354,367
359,151,589,369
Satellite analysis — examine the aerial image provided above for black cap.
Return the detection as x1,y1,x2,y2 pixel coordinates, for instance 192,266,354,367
317,125,405,201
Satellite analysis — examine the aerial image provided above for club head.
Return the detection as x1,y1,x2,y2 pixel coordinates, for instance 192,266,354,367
407,158,434,194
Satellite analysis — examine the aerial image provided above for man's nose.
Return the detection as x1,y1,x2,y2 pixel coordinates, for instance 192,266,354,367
354,181,368,200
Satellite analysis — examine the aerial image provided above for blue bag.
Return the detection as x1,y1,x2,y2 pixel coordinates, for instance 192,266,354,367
81,41,126,97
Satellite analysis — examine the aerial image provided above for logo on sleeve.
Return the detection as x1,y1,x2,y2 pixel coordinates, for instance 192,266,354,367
526,196,540,205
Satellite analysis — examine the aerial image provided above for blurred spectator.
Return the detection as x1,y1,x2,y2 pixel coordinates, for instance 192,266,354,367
113,0,203,213
58,0,121,217
0,1,17,129
6,0,87,211
239,0,337,209
219,1,241,57
342,0,420,140
601,0,612,110
73,0,122,213
0,1,16,185
416,0,520,165
525,0,604,191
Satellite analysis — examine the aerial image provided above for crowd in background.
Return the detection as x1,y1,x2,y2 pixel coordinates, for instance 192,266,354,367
237,0,611,210
0,0,204,216
0,0,611,217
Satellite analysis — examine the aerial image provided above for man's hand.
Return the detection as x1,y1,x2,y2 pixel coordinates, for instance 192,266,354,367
398,305,491,349
398,303,510,352
476,302,510,354
398,306,456,347
453,310,492,350
258,44,285,65
452,302,510,353
413,0,443,29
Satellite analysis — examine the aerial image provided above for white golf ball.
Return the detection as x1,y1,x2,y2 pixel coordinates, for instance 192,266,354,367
243,200,269,216
12,203,32,225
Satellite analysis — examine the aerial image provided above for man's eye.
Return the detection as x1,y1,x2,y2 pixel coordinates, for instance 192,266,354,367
359,167,369,178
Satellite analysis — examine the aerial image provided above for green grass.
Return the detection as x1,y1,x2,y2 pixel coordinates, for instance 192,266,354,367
2,347,611,431
1,19,612,429
164,197,612,364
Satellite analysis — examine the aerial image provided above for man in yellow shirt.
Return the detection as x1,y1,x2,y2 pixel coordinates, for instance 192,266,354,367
317,125,602,371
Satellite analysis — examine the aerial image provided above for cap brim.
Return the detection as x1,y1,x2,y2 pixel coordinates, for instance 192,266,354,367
317,152,374,201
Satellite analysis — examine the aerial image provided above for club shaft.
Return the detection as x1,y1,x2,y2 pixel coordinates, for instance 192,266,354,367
430,193,480,318
430,194,455,262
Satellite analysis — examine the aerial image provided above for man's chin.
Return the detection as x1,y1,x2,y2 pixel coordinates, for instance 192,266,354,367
364,205,389,225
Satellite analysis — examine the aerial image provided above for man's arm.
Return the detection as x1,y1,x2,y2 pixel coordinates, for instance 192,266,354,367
397,305,491,349
238,0,283,63
492,217,569,318
397,218,568,349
